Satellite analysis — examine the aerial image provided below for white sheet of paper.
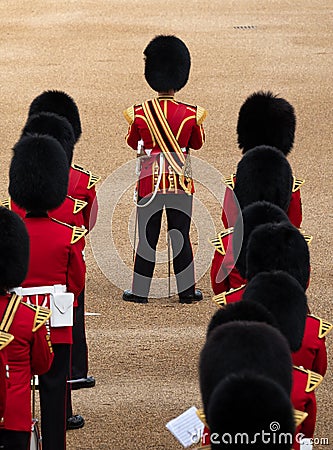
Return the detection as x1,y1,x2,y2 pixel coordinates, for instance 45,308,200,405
166,406,204,448
300,439,313,450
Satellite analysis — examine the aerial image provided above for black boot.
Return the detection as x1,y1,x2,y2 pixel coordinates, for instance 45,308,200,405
179,289,203,304
66,415,85,430
122,290,148,304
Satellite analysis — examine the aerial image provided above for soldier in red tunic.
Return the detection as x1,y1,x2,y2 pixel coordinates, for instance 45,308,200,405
9,135,86,450
222,91,303,229
212,220,311,310
26,94,99,393
292,314,332,376
242,271,324,446
210,200,290,295
203,300,320,450
28,90,100,231
246,222,310,291
0,207,53,450
122,35,207,303
199,317,295,449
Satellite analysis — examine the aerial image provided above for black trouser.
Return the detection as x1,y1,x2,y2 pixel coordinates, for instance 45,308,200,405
67,293,88,419
133,193,195,298
71,290,88,380
39,344,70,450
0,430,30,450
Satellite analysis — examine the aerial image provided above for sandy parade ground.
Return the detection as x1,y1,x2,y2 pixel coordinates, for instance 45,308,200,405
0,1,332,449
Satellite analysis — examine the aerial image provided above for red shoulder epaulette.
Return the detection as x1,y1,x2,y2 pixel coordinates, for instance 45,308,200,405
71,164,101,190
308,315,333,339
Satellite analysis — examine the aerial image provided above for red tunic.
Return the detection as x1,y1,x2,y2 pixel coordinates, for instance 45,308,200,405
291,366,323,448
210,228,247,295
1,196,87,229
221,174,304,228
292,315,331,377
20,216,86,344
124,96,206,198
68,164,100,231
0,294,53,432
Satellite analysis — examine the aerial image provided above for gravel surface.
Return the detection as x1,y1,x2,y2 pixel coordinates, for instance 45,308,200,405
0,1,331,449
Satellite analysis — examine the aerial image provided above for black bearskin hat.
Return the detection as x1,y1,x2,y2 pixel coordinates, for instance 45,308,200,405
28,90,82,142
206,300,277,338
233,201,290,279
144,35,191,92
22,112,75,166
234,146,293,212
243,271,307,352
207,373,295,449
0,207,29,290
246,222,310,290
237,90,296,155
9,135,69,212
199,322,292,416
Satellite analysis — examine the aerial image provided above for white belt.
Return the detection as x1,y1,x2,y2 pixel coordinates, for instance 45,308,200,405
11,284,67,296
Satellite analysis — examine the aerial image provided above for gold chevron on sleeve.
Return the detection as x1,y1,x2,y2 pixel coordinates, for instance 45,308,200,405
33,306,52,332
318,318,333,338
123,105,135,125
293,365,323,393
223,174,235,189
294,409,308,427
304,369,323,392
299,229,313,245
209,228,234,255
212,285,246,308
309,315,333,339
0,330,14,350
212,292,227,307
87,172,101,189
71,226,88,244
73,198,88,214
292,176,305,193
196,408,207,426
196,105,208,126
0,198,10,209
0,294,22,332
209,236,226,255
22,302,51,332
